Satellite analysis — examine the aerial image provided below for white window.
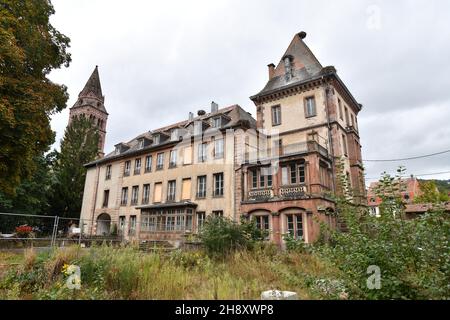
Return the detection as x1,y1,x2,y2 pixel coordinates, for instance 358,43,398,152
271,105,281,126
286,214,303,240
167,180,176,201
145,155,152,172
198,143,207,162
197,212,206,232
120,187,128,206
169,150,177,167
212,117,221,128
213,173,224,197
131,186,139,205
156,152,164,170
171,129,179,141
124,161,131,176
134,158,141,175
305,97,316,117
214,138,224,159
197,175,207,198
105,165,112,180
142,184,150,204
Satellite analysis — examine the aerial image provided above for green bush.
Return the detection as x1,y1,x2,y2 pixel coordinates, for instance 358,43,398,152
199,216,267,257
319,167,450,299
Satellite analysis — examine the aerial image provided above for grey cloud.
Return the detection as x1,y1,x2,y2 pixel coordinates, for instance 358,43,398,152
48,0,450,183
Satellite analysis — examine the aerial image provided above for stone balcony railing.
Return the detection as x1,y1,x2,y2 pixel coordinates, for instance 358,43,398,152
279,185,308,199
248,188,274,201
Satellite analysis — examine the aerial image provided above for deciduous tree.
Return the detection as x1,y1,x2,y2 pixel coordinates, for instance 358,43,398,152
0,0,71,195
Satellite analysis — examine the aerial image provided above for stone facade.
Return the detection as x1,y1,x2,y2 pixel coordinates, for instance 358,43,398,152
69,66,108,156
78,31,365,247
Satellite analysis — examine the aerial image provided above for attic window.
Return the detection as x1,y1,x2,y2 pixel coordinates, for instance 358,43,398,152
138,139,144,149
284,56,294,80
171,129,180,141
115,146,121,154
212,117,221,128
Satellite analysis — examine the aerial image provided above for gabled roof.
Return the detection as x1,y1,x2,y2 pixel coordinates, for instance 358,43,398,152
79,66,103,99
85,104,256,167
251,32,323,100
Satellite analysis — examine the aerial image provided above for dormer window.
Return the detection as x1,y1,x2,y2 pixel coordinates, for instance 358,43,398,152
138,139,144,149
171,129,180,142
212,117,221,128
284,56,294,80
115,146,121,154
153,134,160,145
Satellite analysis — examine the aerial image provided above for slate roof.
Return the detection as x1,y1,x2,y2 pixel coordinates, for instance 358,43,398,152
251,32,324,100
85,104,256,167
79,66,103,98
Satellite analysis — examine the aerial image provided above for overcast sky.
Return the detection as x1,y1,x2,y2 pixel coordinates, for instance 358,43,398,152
48,0,450,184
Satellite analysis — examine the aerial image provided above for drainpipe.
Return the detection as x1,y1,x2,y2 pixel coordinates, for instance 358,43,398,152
90,163,100,235
323,79,337,195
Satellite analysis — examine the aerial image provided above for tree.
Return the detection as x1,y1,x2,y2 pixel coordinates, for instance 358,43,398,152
0,153,53,215
0,0,71,195
414,180,449,204
49,116,99,218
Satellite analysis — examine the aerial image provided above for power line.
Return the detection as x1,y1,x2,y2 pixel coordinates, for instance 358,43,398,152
364,170,450,180
362,149,450,162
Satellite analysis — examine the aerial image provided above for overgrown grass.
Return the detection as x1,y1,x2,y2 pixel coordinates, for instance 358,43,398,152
0,245,341,300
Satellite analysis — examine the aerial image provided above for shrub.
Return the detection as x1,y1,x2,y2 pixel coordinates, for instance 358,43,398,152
199,216,266,257
319,167,450,299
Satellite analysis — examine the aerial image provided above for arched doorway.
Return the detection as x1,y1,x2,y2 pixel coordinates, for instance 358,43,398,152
96,213,111,236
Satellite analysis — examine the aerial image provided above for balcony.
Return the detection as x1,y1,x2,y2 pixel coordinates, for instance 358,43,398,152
245,141,328,163
248,188,274,201
280,185,308,199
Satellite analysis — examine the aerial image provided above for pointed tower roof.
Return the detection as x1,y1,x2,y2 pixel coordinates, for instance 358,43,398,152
251,31,325,100
79,65,103,99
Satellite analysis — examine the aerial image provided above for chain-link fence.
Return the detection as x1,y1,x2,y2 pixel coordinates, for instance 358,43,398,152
0,213,123,249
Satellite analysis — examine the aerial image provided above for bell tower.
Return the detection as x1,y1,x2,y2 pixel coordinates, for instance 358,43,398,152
68,66,108,156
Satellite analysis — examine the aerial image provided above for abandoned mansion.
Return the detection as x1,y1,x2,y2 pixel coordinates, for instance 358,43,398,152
77,31,365,246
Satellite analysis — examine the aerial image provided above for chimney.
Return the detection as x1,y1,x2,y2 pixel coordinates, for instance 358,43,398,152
211,101,219,113
188,112,194,121
197,110,206,116
268,63,275,80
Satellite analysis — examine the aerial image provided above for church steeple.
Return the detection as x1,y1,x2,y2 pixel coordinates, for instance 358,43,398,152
79,65,103,99
68,66,109,157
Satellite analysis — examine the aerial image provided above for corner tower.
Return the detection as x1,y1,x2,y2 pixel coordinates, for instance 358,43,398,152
69,66,108,156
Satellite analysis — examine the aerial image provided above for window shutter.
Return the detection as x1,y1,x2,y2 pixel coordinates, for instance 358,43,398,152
182,179,191,200
154,183,162,203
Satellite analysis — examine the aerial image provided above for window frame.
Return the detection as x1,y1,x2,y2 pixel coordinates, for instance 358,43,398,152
271,105,281,126
134,158,141,175
145,155,152,173
304,96,317,118
120,187,128,206
124,161,131,177
142,184,150,205
131,185,139,206
156,152,164,170
167,180,177,202
196,175,207,198
213,172,224,197
105,165,112,180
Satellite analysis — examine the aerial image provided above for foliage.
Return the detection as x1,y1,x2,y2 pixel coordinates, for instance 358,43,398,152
0,245,341,300
414,180,449,203
318,166,450,299
48,116,99,218
0,153,54,216
199,216,267,257
0,0,71,195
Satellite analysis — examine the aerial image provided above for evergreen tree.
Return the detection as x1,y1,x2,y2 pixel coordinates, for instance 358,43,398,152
49,116,99,218
0,0,71,195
